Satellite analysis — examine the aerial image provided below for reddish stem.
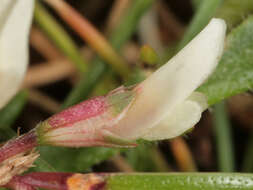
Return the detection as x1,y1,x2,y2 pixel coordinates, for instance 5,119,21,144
5,176,36,190
8,172,72,190
0,130,37,163
6,172,106,190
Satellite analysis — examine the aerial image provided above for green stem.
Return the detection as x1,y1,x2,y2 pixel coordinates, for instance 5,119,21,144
34,2,88,73
213,101,235,172
62,0,154,108
242,130,253,172
177,0,223,50
106,173,253,190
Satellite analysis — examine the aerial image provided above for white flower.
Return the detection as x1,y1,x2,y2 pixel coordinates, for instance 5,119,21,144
0,0,34,109
36,18,226,148
110,18,226,141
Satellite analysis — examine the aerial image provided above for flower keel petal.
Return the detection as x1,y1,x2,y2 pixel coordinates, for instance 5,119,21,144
142,92,207,140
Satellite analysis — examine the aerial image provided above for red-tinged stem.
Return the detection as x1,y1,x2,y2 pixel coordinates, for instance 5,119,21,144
7,173,72,190
7,172,106,190
44,0,130,79
5,176,35,190
0,130,37,163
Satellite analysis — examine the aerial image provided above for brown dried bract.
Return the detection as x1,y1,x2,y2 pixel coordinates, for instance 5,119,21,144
0,149,39,186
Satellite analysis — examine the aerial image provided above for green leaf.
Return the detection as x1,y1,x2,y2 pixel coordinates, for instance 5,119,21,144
199,16,253,105
125,144,166,172
106,173,253,190
38,146,118,172
33,157,56,172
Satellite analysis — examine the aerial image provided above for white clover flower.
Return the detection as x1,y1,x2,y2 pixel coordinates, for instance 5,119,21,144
0,0,34,109
36,18,226,147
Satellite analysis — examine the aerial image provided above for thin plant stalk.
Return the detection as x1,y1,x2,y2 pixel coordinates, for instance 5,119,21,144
170,138,197,172
44,0,131,78
111,155,135,172
242,130,253,172
30,27,62,60
105,0,132,34
28,90,60,114
150,147,172,172
34,2,88,73
23,60,76,88
213,101,235,172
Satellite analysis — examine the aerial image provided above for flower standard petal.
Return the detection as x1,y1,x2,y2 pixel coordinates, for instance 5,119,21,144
0,0,34,108
110,18,226,140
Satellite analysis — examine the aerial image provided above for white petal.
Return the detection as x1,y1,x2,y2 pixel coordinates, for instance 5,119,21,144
0,0,34,109
0,0,16,31
111,18,226,140
142,92,207,140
